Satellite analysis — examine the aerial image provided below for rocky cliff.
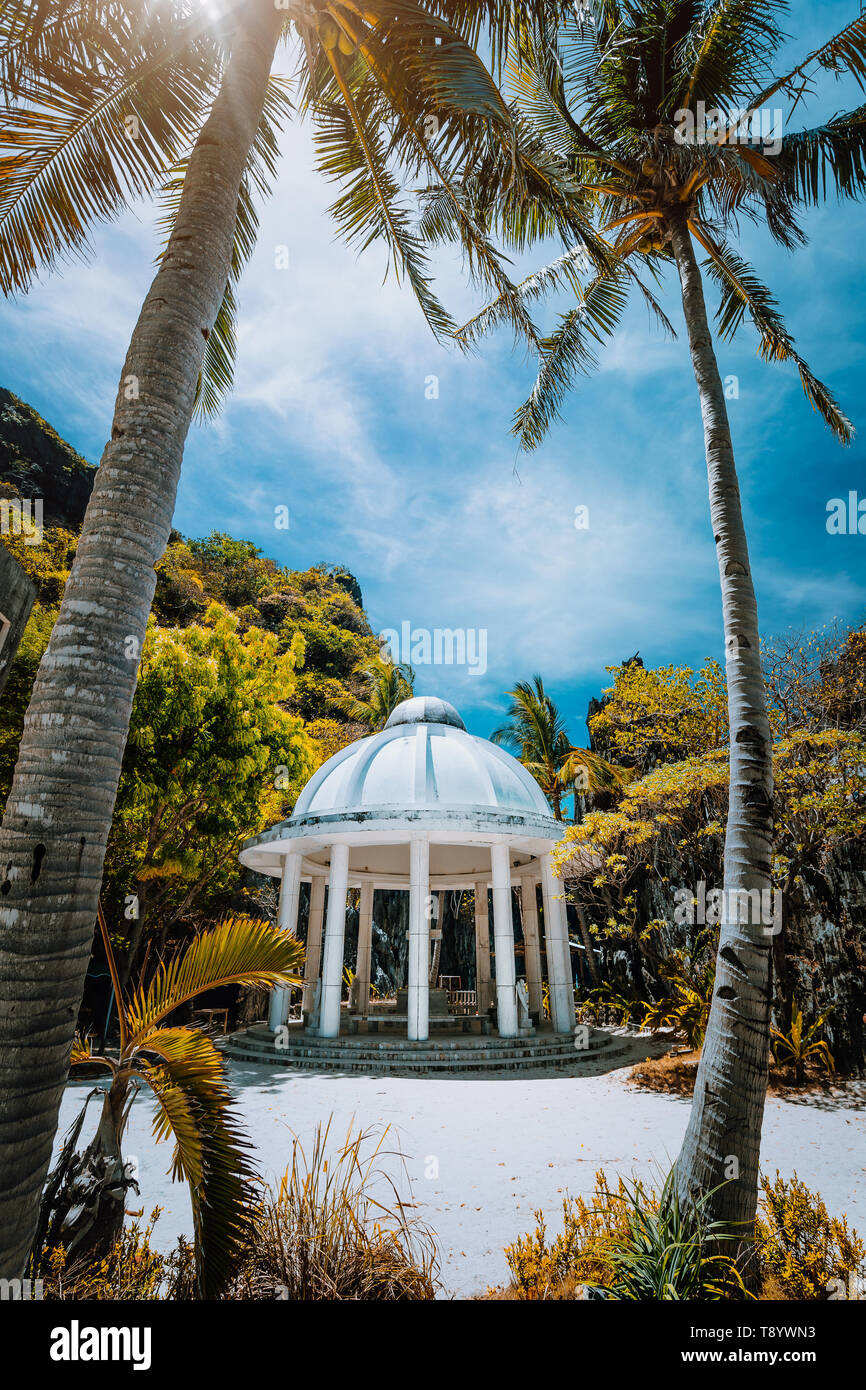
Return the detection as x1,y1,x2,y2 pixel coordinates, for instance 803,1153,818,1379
0,388,95,529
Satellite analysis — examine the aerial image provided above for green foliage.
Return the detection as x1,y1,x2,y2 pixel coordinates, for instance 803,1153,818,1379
642,931,717,1051
104,603,312,941
61,913,304,1298
0,599,56,799
492,673,625,820
0,516,78,604
590,1171,744,1301
554,750,730,888
502,1167,866,1302
154,534,380,720
554,639,866,1046
761,622,866,737
556,728,866,896
582,981,647,1028
42,1121,440,1302
0,512,381,982
40,1210,195,1301
772,728,866,890
350,657,415,731
446,4,864,447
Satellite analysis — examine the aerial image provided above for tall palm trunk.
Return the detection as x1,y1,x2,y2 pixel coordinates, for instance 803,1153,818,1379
573,896,601,988
0,1,283,1277
668,214,774,1235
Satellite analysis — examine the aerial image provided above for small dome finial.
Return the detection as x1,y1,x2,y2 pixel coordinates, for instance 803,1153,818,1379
384,696,466,731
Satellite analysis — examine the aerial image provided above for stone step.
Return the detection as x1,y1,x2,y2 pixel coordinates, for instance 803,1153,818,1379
222,1029,614,1059
222,1047,631,1075
231,1023,612,1051
218,1026,632,1074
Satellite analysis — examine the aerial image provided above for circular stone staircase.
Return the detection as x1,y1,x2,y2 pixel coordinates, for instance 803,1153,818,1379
218,1022,658,1077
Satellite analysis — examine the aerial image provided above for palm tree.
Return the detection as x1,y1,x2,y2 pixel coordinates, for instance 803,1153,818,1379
351,657,415,731
559,744,629,823
492,674,620,987
33,908,304,1297
491,673,619,819
448,1,866,1235
0,0,570,1277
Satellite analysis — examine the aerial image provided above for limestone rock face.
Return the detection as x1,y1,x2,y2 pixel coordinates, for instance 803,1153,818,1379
0,387,95,529
613,840,866,1074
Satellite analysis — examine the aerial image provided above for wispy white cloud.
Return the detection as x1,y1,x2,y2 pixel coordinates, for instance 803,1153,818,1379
1,62,864,737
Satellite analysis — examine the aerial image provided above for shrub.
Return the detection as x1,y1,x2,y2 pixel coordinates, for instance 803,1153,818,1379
39,1121,438,1301
501,1172,635,1299
500,1168,741,1300
755,1172,865,1300
499,1169,865,1300
39,1210,196,1300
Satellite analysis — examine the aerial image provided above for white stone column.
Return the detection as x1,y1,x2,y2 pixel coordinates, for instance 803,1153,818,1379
541,852,576,1034
355,880,374,1016
301,874,326,1019
407,836,430,1041
473,879,492,1013
491,842,518,1037
268,851,303,1031
319,842,350,1039
519,875,543,1017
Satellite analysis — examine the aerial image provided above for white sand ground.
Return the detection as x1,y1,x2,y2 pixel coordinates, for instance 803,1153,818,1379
56,1048,866,1298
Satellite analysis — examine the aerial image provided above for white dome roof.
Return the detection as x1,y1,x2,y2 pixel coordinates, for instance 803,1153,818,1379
294,697,551,819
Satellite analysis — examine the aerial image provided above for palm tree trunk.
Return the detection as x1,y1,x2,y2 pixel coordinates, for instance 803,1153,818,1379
668,214,774,1236
573,894,601,988
0,1,283,1278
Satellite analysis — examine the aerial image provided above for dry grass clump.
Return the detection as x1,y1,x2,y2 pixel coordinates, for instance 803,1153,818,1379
628,1050,841,1097
628,1049,701,1094
232,1119,439,1301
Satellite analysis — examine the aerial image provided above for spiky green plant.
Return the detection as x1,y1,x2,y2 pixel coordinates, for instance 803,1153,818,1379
771,1003,835,1083
589,1169,746,1300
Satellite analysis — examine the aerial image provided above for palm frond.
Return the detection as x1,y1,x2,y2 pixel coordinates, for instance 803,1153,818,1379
69,1034,115,1074
313,56,454,340
699,233,854,444
513,268,630,451
750,12,866,110
777,103,866,205
138,1038,257,1297
0,6,220,295
124,913,305,1043
558,745,630,794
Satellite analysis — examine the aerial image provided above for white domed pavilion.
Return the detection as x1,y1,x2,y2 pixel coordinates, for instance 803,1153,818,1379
238,696,576,1043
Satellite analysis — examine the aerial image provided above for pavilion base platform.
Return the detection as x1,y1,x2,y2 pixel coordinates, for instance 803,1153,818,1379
218,1021,660,1076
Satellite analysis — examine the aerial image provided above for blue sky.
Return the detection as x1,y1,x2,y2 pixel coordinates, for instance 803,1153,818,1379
1,0,864,740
